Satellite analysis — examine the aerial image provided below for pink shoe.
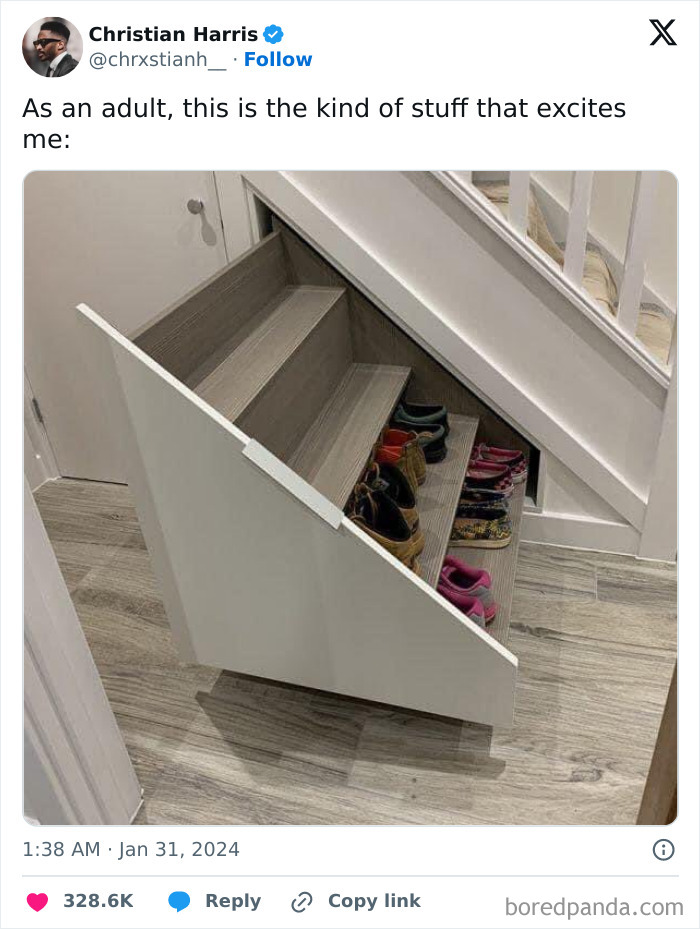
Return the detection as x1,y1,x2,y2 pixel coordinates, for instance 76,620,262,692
437,584,487,628
474,444,528,484
440,556,498,622
466,459,514,495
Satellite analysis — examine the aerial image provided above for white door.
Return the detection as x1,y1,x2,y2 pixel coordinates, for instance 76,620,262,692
24,171,250,482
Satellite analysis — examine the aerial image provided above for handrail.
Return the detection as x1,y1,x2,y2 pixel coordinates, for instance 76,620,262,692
435,170,674,379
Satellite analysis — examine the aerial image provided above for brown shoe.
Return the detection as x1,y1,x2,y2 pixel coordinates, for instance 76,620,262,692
348,484,420,572
375,445,419,494
381,428,428,485
363,462,424,556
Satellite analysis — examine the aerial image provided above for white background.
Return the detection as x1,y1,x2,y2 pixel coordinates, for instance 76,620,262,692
2,1,698,927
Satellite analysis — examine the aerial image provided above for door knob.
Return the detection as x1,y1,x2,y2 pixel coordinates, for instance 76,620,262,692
187,198,204,215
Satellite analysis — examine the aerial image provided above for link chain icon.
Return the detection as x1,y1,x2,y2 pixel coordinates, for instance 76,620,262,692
291,891,313,913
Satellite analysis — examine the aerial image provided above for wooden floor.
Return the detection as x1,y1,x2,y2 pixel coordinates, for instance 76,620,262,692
34,478,677,826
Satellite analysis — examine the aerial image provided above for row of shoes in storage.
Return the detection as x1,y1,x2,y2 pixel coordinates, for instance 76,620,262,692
344,399,529,630
346,400,450,575
438,447,529,628
449,444,528,549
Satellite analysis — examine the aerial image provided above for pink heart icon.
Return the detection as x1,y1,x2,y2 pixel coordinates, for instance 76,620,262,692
27,893,48,912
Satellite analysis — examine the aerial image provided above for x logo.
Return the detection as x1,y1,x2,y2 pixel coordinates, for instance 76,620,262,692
650,18,677,45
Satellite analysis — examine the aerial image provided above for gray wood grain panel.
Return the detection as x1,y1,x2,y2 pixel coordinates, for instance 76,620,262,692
194,286,346,422
34,478,677,825
236,295,353,462
132,232,288,383
287,363,411,508
447,484,525,646
415,414,478,587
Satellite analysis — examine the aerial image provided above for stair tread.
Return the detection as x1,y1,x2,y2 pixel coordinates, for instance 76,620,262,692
447,483,525,647
415,414,479,588
288,363,411,508
193,285,345,421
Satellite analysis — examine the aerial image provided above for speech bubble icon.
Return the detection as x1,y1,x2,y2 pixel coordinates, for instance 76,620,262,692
168,891,191,912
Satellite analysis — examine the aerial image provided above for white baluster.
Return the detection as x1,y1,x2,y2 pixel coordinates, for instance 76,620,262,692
508,172,530,235
563,172,594,286
617,171,660,337
666,313,677,367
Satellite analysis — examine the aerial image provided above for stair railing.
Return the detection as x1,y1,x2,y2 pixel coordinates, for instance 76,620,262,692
442,170,675,371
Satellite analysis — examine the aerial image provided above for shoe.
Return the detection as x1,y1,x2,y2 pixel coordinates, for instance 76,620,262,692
394,400,450,436
415,423,447,463
348,484,421,572
460,487,510,509
364,462,424,554
379,428,427,485
437,585,486,628
455,500,510,532
375,444,419,494
450,505,513,548
439,555,498,622
464,463,513,495
473,444,528,484
393,421,447,463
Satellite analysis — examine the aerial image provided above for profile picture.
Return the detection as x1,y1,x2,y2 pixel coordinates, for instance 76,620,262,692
23,17,82,77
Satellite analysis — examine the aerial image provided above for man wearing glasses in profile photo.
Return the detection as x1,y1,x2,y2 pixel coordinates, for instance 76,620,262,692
33,21,78,76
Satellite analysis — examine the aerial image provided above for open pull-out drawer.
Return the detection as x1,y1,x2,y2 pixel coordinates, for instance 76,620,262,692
78,229,521,726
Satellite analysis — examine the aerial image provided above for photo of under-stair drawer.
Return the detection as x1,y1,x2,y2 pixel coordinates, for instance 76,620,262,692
26,170,676,828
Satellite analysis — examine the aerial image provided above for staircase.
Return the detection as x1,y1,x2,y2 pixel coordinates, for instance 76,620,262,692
80,229,524,727
241,171,677,562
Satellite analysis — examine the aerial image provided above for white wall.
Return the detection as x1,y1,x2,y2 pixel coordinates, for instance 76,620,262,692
24,171,253,482
543,455,623,522
533,171,677,310
522,451,641,554
24,424,46,491
24,373,58,491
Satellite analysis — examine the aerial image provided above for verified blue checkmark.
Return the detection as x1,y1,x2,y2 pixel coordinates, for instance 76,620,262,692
263,24,284,44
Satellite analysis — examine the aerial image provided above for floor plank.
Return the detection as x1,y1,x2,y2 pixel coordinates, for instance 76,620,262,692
34,478,677,825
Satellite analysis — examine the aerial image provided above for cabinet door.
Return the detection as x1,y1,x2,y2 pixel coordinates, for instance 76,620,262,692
24,171,250,482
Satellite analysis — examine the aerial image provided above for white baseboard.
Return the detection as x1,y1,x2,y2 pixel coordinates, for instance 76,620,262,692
521,510,640,556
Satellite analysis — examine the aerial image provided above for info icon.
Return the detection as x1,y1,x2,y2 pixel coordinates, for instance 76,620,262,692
652,839,675,861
